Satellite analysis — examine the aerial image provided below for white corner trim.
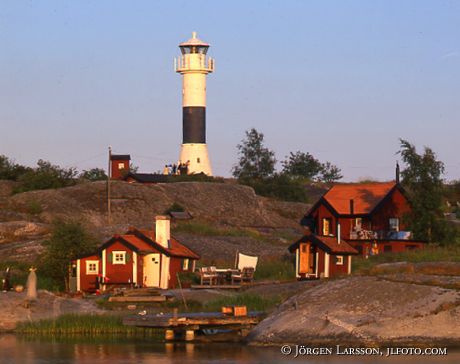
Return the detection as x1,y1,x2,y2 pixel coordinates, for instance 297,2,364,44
295,248,300,278
324,253,330,278
76,259,81,292
132,251,137,284
102,249,106,277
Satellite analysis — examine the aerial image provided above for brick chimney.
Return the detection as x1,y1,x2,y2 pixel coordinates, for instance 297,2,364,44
350,199,354,215
155,215,170,248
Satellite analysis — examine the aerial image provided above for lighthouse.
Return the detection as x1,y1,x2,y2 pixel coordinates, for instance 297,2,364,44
175,32,215,175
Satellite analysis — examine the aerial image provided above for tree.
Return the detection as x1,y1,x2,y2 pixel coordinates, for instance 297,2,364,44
0,155,31,180
281,151,342,182
232,128,276,179
41,220,97,291
320,162,343,183
281,151,323,180
398,139,448,243
14,159,78,193
80,168,107,181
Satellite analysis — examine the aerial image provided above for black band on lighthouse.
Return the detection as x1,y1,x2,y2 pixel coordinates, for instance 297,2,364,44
183,107,206,143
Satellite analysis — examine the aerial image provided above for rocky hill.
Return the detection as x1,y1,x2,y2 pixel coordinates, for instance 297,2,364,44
0,180,310,261
247,267,460,347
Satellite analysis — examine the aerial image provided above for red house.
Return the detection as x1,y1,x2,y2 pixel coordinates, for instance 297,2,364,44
110,154,131,180
289,232,358,279
72,216,199,293
302,181,425,257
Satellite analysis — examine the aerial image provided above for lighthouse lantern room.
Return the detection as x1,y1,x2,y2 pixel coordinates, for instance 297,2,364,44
175,32,214,175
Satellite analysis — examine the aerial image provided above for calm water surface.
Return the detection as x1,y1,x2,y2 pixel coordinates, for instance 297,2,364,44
1,335,459,364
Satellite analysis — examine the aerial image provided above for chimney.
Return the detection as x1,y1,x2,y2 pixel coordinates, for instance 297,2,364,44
396,161,400,184
350,199,354,215
155,215,170,248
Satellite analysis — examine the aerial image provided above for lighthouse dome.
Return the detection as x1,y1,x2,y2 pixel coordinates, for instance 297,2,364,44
179,32,210,47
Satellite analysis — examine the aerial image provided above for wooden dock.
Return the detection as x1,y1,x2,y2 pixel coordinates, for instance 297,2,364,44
123,311,264,341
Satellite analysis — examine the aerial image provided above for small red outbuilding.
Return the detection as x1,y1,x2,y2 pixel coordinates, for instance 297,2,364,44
72,216,199,293
289,233,358,279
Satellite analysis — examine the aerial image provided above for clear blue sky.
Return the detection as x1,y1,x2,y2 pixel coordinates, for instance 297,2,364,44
1,1,459,181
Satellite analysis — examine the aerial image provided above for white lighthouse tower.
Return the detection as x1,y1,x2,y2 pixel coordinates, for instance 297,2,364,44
175,32,215,175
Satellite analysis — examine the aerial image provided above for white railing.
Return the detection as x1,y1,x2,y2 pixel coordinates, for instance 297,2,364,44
174,55,214,72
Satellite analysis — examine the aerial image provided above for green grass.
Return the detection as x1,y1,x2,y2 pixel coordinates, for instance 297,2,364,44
15,313,162,338
173,221,265,240
203,293,281,312
254,258,296,281
162,293,281,313
27,200,43,215
352,245,460,274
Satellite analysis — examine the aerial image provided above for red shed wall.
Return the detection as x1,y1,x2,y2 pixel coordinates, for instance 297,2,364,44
168,257,195,288
311,204,337,236
329,254,349,276
105,241,134,283
348,240,424,256
371,188,411,231
111,160,129,180
79,255,100,292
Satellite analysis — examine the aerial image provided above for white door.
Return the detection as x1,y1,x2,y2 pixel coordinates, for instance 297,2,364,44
143,254,161,287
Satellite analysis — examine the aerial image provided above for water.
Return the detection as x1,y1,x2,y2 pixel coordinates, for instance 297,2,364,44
1,335,459,364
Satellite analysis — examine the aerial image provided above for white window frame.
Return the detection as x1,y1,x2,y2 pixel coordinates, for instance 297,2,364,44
336,256,344,265
389,218,400,232
86,260,99,275
112,251,127,265
182,258,189,270
322,218,331,236
118,162,125,170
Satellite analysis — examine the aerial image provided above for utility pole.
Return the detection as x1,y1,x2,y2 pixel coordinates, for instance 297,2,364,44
107,146,112,225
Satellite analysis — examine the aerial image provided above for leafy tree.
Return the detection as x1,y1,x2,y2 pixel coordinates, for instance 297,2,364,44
320,162,343,183
80,168,107,181
281,152,323,180
14,159,78,193
40,220,97,291
281,151,342,182
398,139,450,243
232,128,276,179
0,155,31,180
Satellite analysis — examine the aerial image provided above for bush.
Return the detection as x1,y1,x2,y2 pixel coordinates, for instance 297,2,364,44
239,174,309,202
27,200,43,215
0,155,31,181
164,202,185,214
40,220,97,292
13,160,77,193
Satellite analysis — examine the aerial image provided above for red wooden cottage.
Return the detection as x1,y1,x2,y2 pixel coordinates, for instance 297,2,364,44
72,216,199,293
302,181,425,257
288,232,358,279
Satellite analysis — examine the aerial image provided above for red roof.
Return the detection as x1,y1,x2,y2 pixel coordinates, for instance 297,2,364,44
323,182,397,215
121,235,154,252
289,234,358,255
127,229,199,259
316,235,358,254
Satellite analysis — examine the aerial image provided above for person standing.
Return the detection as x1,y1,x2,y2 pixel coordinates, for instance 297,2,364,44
2,267,11,292
26,266,37,302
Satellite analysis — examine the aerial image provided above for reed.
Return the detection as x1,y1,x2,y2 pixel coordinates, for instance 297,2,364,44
203,293,281,312
15,313,162,338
